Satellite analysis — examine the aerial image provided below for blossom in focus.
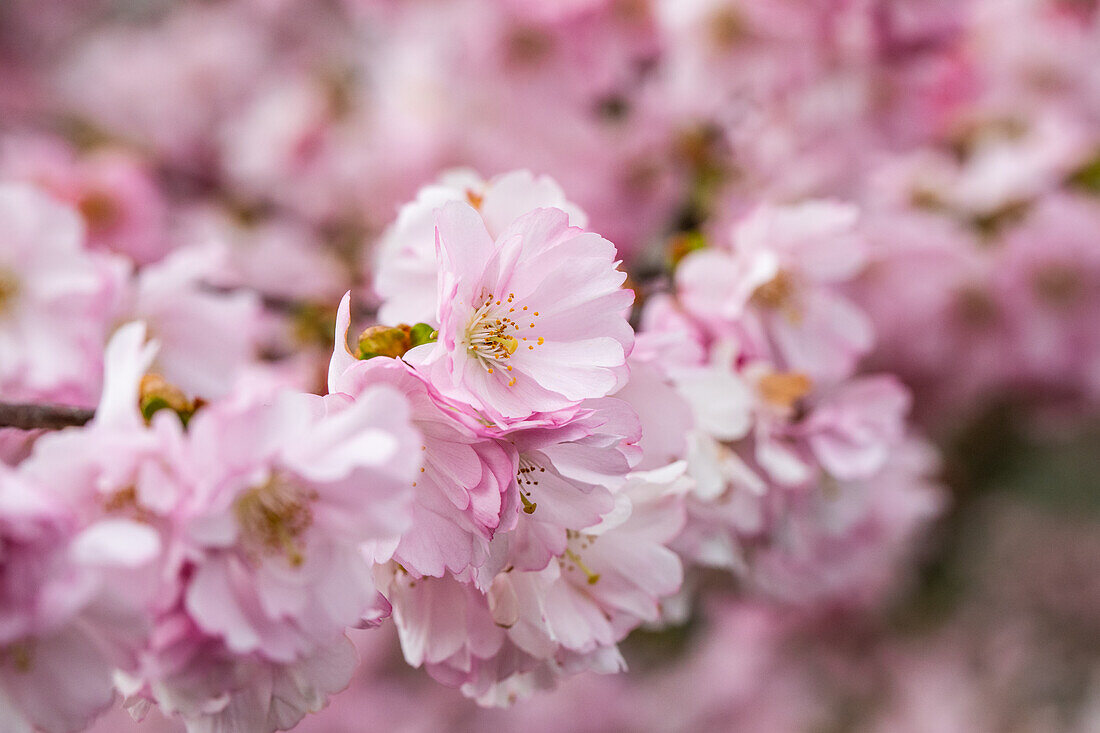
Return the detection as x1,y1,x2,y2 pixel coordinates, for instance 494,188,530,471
373,169,588,327
329,349,517,580
406,201,633,423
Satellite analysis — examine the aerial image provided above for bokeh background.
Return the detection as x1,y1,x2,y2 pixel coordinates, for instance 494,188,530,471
2,0,1100,730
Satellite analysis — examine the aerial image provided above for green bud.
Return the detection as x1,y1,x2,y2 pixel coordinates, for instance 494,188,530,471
139,374,196,426
357,325,411,360
356,323,438,360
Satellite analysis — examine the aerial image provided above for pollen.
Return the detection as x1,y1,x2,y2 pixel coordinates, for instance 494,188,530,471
465,294,543,376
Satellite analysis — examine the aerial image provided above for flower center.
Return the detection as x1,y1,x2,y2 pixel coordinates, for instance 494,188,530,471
234,475,316,568
0,269,20,316
758,372,813,411
465,292,543,387
751,270,793,309
751,270,802,323
78,190,122,234
1,641,34,673
516,453,546,514
563,529,600,585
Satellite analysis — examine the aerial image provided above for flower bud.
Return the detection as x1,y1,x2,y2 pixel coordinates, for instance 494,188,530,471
357,323,436,360
139,373,196,425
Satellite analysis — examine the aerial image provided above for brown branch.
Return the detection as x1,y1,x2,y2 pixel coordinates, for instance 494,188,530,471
0,402,95,430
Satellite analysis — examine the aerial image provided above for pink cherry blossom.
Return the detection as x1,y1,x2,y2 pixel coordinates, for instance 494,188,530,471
677,200,874,383
330,354,517,579
120,243,263,400
0,182,125,406
0,462,160,733
180,385,420,662
373,169,589,327
406,202,634,423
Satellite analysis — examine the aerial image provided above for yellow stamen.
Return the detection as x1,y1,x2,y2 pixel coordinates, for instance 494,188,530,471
564,549,600,585
234,477,315,568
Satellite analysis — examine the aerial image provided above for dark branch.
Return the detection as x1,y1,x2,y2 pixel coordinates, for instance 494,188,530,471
0,402,95,430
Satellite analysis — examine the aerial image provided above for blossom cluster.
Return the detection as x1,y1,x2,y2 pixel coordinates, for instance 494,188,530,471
0,0,1097,731
0,165,938,731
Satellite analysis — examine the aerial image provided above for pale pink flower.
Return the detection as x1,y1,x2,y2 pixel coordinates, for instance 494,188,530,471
406,202,633,422
118,618,358,733
0,461,161,733
0,135,170,264
993,193,1100,398
181,384,420,663
677,200,873,384
373,169,588,327
330,352,517,579
385,462,687,703
0,182,124,406
479,396,642,577
55,4,271,166
795,375,912,481
18,323,382,733
120,242,263,400
750,437,944,605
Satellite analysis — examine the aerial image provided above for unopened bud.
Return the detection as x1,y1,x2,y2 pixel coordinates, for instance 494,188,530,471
357,325,411,359
139,374,195,425
357,323,437,360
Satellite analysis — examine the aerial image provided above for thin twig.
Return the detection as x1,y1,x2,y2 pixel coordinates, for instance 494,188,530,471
0,402,95,430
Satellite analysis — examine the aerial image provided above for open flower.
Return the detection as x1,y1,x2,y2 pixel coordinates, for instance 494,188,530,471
0,182,124,405
181,384,420,664
406,201,633,423
0,462,161,733
330,354,517,579
373,169,588,327
676,201,873,383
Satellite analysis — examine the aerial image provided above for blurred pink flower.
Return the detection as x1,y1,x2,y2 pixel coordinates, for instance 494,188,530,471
0,182,124,406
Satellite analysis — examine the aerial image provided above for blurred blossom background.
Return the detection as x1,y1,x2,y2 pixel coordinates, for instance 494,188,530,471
2,0,1100,731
